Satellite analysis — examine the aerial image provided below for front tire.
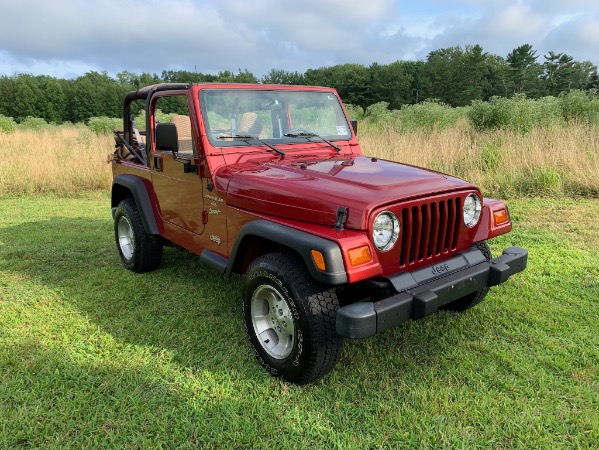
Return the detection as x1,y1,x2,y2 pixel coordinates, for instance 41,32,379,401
114,198,163,273
243,252,343,385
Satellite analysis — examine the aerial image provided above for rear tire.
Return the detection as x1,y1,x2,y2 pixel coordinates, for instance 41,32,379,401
441,241,491,312
114,198,163,273
243,252,343,385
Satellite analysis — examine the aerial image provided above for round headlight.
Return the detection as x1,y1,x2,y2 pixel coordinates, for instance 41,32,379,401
372,211,400,252
463,194,482,228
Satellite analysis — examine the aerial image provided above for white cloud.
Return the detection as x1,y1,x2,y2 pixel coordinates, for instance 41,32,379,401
541,14,599,61
0,0,597,78
485,2,546,39
391,0,599,62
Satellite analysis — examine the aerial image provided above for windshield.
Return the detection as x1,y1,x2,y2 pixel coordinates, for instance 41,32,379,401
199,89,352,148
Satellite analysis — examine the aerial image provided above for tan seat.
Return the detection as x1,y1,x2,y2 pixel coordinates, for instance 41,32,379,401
170,114,194,154
237,112,266,138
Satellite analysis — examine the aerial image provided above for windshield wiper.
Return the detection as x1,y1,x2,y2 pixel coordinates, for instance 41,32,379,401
217,134,285,156
284,132,342,152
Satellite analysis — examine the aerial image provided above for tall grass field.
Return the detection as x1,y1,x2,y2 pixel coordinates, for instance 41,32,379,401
1,95,599,198
0,125,113,196
359,122,599,197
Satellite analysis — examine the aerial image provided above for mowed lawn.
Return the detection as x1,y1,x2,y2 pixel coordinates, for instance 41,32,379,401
0,195,597,449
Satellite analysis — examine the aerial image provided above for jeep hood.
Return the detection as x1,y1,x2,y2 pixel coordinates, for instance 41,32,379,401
219,155,476,230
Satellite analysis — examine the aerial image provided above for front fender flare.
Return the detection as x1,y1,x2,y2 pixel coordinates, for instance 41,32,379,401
227,220,348,285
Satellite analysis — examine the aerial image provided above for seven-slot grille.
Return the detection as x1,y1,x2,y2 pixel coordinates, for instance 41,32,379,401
399,196,462,268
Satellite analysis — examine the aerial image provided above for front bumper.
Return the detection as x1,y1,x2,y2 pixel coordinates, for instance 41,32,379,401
336,246,528,338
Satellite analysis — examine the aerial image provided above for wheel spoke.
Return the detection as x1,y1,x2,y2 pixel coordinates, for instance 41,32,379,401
250,284,296,360
117,217,134,260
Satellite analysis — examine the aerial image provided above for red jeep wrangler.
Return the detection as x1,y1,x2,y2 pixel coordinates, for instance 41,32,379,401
111,83,527,384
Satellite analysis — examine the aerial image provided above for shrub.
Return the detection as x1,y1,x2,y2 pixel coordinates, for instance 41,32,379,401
87,116,122,134
560,90,599,125
0,115,17,133
511,96,537,133
361,102,399,132
468,96,537,133
344,103,364,121
398,100,464,132
156,109,175,124
535,96,564,126
134,109,174,131
364,102,391,121
515,166,563,196
478,142,503,172
19,116,48,130
468,98,511,131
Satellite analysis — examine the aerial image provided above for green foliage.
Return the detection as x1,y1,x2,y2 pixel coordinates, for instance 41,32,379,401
561,90,589,122
305,64,374,107
367,61,413,109
542,51,575,96
468,98,508,130
161,69,215,83
469,91,599,131
261,69,305,85
19,116,48,130
218,69,258,83
560,90,599,124
117,70,162,88
289,106,338,135
87,116,122,134
206,111,229,130
361,102,399,131
154,95,188,116
398,100,465,132
478,141,503,172
133,109,174,132
360,100,466,132
344,103,364,120
563,179,599,197
534,96,564,125
0,114,17,133
71,71,125,123
468,95,537,132
12,75,42,121
38,76,67,124
426,46,480,106
364,101,391,121
506,44,543,96
514,166,563,196
0,42,597,126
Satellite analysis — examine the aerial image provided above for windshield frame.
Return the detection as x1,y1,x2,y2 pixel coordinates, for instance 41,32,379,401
199,88,352,149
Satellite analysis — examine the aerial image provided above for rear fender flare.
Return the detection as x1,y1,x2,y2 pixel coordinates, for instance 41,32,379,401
111,174,162,235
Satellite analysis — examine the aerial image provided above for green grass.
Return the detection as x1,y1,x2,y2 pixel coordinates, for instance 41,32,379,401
1,195,597,448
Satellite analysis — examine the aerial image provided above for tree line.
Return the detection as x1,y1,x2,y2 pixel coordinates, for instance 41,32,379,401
0,43,597,124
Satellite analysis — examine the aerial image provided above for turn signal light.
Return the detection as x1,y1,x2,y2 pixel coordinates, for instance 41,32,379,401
493,208,509,225
311,250,326,271
348,245,372,266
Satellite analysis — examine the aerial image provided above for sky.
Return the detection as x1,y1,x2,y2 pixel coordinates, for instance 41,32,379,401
1,0,598,79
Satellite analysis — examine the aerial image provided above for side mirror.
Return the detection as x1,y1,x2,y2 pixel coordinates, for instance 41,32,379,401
155,122,179,156
351,119,358,135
